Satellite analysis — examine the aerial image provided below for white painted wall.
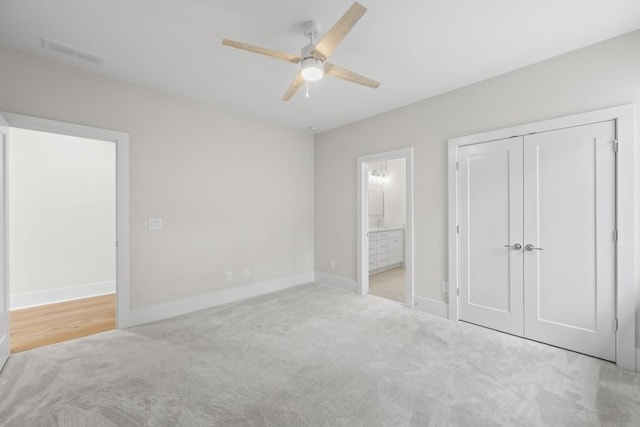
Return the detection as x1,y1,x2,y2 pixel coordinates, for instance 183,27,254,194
9,129,116,306
314,30,640,349
0,46,314,311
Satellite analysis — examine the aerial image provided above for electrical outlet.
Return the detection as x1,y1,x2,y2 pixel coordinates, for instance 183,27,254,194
148,218,162,230
225,271,232,281
330,260,336,269
441,281,449,293
244,268,250,278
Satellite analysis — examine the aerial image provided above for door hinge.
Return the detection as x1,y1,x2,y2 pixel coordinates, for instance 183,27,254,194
455,161,459,171
614,318,618,331
116,240,120,248
613,229,618,242
456,287,460,297
456,225,460,234
613,139,619,152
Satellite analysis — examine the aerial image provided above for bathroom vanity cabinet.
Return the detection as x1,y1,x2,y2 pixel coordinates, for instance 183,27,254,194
368,228,404,273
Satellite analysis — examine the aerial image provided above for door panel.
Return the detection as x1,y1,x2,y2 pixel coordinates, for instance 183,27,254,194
0,116,7,372
523,121,616,361
458,138,524,336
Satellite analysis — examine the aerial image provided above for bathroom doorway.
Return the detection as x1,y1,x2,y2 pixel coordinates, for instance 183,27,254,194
367,159,406,303
357,148,414,307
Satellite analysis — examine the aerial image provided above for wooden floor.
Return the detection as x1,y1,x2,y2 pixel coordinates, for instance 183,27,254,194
9,294,116,353
369,267,405,303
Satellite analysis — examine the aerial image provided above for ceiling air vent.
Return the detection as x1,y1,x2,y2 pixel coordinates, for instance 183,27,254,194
41,37,104,64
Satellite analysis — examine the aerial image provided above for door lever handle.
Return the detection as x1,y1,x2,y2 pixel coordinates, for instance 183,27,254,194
525,244,544,251
504,243,522,250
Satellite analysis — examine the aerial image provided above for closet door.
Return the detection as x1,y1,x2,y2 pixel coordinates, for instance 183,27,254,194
523,121,616,361
458,138,524,336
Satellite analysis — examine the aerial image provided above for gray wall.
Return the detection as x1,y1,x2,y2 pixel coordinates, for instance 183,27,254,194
0,46,314,310
314,30,640,347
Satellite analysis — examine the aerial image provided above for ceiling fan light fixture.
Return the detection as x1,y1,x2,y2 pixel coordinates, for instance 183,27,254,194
222,2,379,100
300,57,324,82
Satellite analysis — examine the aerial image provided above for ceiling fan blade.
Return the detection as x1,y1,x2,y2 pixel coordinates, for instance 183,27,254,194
282,72,305,101
222,39,302,64
311,2,367,60
325,63,380,89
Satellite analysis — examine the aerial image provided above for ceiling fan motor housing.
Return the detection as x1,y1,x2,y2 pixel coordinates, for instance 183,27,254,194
300,37,325,82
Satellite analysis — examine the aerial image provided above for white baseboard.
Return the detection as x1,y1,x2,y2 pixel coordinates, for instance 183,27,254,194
11,281,116,310
122,271,314,328
314,272,357,292
414,296,448,319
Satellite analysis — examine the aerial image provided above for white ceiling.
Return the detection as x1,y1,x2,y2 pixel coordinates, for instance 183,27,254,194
1,0,639,132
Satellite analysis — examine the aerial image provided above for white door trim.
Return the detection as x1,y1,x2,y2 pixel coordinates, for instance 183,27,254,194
0,116,8,371
357,147,414,308
448,104,636,371
1,111,131,329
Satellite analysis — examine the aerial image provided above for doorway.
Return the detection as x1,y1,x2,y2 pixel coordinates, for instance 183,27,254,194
366,159,406,303
448,105,636,371
8,128,117,353
357,148,414,307
0,112,130,370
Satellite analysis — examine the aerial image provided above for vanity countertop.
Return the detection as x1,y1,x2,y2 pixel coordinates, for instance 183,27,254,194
369,226,404,232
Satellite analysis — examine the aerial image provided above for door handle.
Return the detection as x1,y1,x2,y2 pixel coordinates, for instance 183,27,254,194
525,244,544,251
504,243,522,250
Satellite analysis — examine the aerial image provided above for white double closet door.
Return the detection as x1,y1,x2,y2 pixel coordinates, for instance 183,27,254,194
458,120,616,361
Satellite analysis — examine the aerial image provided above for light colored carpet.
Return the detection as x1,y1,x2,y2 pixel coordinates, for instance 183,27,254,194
1,283,639,426
369,267,405,303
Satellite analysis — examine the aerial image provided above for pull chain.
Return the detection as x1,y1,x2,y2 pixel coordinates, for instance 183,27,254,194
305,81,310,98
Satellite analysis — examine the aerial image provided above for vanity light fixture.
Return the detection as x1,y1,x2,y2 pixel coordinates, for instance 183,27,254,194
371,170,386,181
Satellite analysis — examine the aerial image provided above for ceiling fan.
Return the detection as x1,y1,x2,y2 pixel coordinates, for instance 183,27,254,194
222,1,380,101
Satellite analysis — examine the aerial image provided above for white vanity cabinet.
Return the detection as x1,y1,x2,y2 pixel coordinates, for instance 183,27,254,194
388,231,404,265
368,228,404,273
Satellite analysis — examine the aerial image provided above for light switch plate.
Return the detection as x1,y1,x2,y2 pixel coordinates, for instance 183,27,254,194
148,218,162,230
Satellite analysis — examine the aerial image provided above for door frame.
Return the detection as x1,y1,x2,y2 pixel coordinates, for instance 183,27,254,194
0,117,8,370
447,104,636,371
357,147,414,308
1,111,131,330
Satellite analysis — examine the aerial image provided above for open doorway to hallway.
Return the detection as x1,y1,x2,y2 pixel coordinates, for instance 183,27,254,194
8,128,116,353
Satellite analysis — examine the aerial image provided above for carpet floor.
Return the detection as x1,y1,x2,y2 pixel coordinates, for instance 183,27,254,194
0,283,639,426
